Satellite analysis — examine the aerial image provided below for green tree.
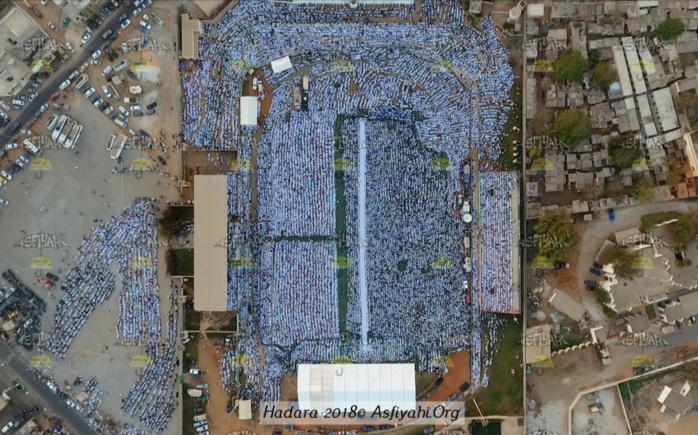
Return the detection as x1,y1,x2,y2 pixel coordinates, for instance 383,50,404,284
608,135,642,168
656,18,685,41
158,207,193,240
553,49,588,83
534,209,578,263
676,210,698,242
604,179,626,197
633,179,655,204
608,246,640,279
666,155,685,186
555,109,591,148
591,61,617,89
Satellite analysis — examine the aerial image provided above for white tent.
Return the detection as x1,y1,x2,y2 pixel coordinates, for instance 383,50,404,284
237,399,252,420
271,56,293,74
297,364,416,412
240,97,258,126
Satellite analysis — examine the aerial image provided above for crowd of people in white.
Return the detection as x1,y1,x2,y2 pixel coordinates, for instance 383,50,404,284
476,172,517,313
40,201,177,433
179,0,516,408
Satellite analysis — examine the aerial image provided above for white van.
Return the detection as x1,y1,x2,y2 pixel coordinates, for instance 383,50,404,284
102,65,113,77
74,74,89,89
113,59,131,73
193,414,207,422
23,139,42,156
114,118,127,127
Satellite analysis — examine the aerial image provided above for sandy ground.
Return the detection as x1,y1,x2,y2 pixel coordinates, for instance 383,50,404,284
571,387,630,435
427,350,471,402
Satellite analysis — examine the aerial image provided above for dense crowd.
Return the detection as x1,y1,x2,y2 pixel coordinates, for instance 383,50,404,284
181,0,512,160
121,280,180,432
187,0,516,408
476,172,518,313
43,201,162,357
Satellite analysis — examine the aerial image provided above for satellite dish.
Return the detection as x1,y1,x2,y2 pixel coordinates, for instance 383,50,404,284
462,213,473,223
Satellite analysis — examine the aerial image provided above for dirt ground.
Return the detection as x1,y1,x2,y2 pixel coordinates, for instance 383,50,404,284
427,350,471,402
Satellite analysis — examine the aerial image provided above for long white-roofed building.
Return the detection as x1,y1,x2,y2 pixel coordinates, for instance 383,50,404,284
297,364,416,413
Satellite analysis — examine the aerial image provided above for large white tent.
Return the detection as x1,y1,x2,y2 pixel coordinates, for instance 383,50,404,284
297,364,416,412
271,56,293,74
240,96,258,126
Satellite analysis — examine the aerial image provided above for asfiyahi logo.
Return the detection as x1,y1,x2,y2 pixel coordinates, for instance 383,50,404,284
631,158,653,172
333,157,354,171
619,332,670,347
431,257,454,269
31,135,64,151
431,156,454,171
531,59,554,72
130,354,152,367
530,354,554,368
530,158,556,172
523,38,568,52
330,59,353,73
332,256,353,269
632,256,654,270
631,354,655,368
15,232,68,270
331,355,352,364
15,36,62,52
527,431,560,435
630,59,656,74
230,256,253,268
524,136,568,151
230,157,252,172
123,37,170,52
431,59,454,72
30,157,53,172
29,355,53,368
230,353,252,368
130,158,154,171
531,255,554,269
131,256,153,269
430,354,454,368
230,59,252,73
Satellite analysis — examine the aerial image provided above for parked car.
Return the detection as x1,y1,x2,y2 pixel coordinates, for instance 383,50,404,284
81,33,91,44
589,268,602,276
157,156,166,165
133,111,143,117
4,143,18,150
0,199,8,205
1,171,11,181
139,21,151,30
84,87,95,98
91,50,102,60
146,102,157,110
118,106,129,117
103,105,113,115
189,369,203,375
9,122,20,133
126,69,136,79
130,104,142,112
48,22,58,32
145,108,155,116
19,129,31,135
121,19,131,29
609,209,615,221
59,79,71,90
584,280,597,290
62,17,71,27
137,25,150,34
0,100,9,111
91,60,102,65
93,98,104,107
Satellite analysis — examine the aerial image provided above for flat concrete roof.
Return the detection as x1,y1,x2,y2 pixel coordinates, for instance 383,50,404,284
181,13,202,59
549,289,586,322
194,175,229,312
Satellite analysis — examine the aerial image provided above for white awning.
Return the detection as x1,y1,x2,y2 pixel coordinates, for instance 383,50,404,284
297,364,416,412
271,56,293,74
240,96,258,126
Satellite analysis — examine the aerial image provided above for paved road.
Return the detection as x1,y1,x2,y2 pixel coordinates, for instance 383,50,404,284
0,3,129,146
0,340,97,435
